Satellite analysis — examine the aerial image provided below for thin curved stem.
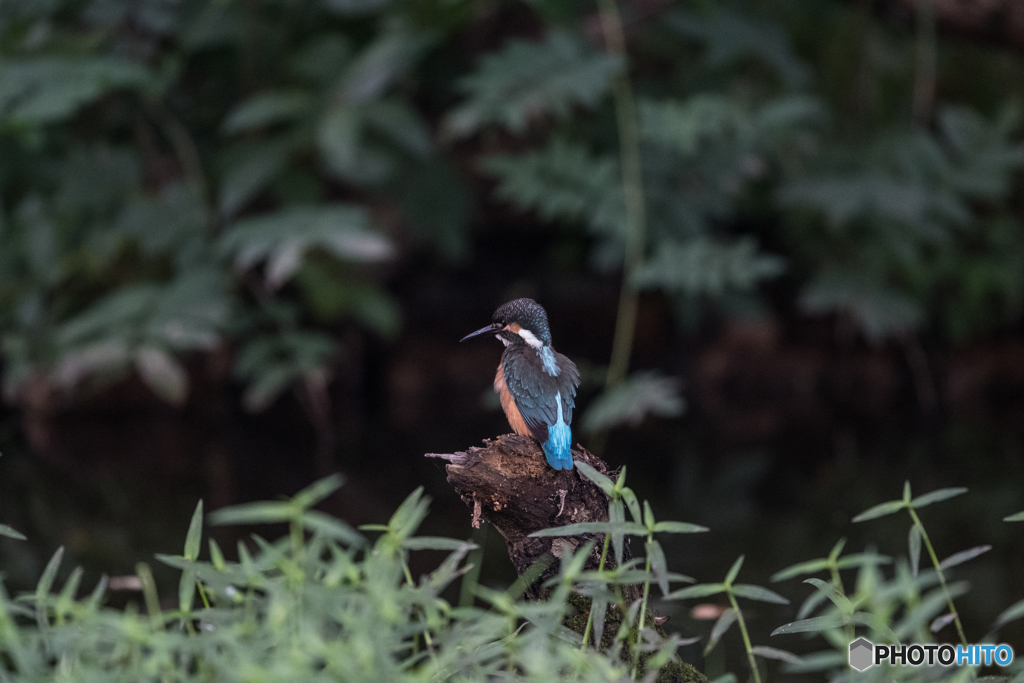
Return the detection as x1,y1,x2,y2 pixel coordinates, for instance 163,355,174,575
596,0,647,393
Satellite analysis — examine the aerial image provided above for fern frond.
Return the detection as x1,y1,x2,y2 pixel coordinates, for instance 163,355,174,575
445,31,620,138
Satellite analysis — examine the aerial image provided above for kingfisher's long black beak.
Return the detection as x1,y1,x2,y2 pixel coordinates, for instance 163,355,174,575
461,324,496,342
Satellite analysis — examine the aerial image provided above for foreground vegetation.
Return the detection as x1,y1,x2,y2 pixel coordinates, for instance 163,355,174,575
1,467,1022,682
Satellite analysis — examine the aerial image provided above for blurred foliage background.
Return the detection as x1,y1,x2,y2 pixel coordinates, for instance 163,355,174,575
2,0,1024,674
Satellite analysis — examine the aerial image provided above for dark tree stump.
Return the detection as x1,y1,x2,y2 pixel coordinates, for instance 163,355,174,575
427,434,706,683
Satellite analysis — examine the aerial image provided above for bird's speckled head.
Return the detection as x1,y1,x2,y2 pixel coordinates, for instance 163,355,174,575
491,298,552,345
460,297,554,348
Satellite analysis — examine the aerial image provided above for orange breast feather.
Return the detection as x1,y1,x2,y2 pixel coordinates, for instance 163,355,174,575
494,363,531,437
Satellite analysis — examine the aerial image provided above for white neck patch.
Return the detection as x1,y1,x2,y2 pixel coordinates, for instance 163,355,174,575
517,327,544,349
496,334,510,347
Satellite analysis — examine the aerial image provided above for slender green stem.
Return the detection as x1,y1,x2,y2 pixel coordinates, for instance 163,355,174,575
581,533,612,651
727,592,762,683
907,508,968,646
596,0,648,394
630,554,652,680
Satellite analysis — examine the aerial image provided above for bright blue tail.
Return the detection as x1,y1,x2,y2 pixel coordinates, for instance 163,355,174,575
543,421,573,470
543,394,573,470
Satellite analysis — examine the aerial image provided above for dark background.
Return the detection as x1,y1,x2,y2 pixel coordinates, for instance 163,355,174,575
1,0,1023,670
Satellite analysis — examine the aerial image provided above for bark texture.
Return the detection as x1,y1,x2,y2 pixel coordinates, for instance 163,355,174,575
427,434,706,683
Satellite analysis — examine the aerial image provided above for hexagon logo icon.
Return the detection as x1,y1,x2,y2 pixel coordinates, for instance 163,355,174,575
849,638,874,671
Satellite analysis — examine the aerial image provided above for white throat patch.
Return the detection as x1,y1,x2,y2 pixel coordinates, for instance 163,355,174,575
517,327,544,349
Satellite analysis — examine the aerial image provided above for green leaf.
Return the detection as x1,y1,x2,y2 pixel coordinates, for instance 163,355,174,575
851,499,906,522
0,58,150,125
445,31,620,137
218,140,291,218
219,205,392,288
209,539,226,571
911,487,968,509
938,545,991,571
293,474,345,509
620,488,643,525
35,547,64,631
301,511,364,547
581,372,685,434
646,540,670,596
209,501,293,526
183,500,204,561
634,237,784,296
1005,511,1024,522
704,608,736,655
652,521,710,534
665,583,726,600
402,537,474,551
482,140,622,236
529,521,647,537
0,524,25,541
994,598,1024,629
573,460,615,496
770,558,829,583
724,556,744,586
730,584,790,605
750,646,801,664
908,525,922,577
803,578,853,614
771,613,850,636
221,90,312,134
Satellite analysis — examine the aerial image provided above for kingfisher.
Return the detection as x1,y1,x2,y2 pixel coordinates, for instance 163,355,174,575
461,298,580,470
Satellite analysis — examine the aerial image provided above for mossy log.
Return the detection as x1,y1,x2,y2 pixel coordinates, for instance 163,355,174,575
427,434,706,683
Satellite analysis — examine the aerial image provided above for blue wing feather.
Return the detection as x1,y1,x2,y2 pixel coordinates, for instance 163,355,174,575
501,345,579,468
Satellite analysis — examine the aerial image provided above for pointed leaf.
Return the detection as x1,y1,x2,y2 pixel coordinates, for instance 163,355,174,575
592,597,608,647
771,613,850,636
0,524,25,541
771,558,829,583
529,521,647,537
209,501,293,525
293,474,345,509
653,521,709,534
646,540,669,596
184,500,203,561
852,499,906,522
994,598,1024,629
751,646,802,664
724,556,744,585
938,545,991,571
731,584,790,605
911,487,968,509
930,612,958,633
827,538,847,562
1004,511,1024,522
610,500,625,567
665,583,726,600
903,481,912,503
803,578,853,614
301,510,365,547
402,537,475,551
620,488,642,524
704,608,736,655
35,546,64,631
574,460,615,496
